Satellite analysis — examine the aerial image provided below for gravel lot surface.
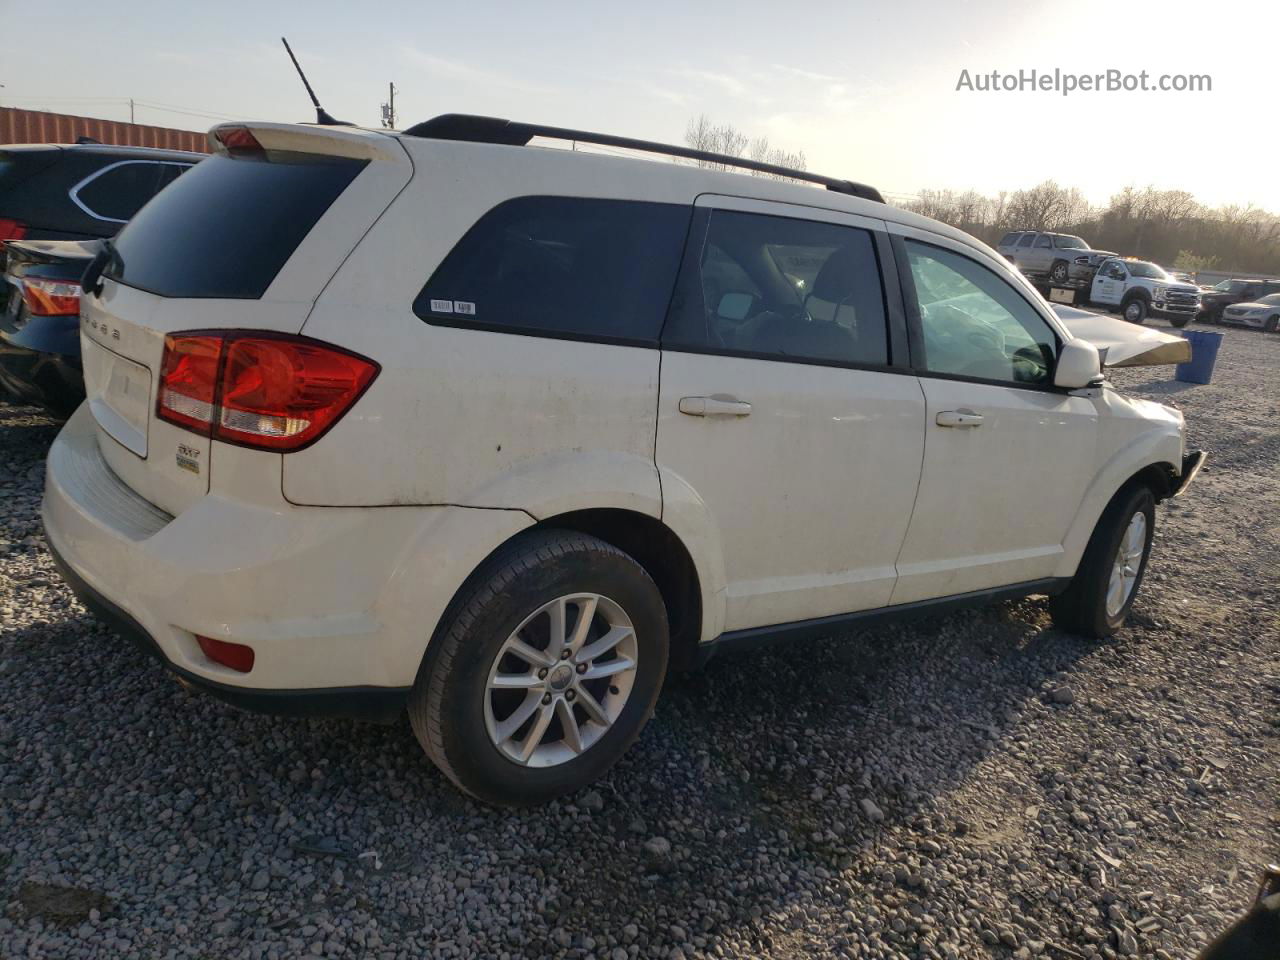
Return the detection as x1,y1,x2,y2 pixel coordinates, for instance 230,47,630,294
1,321,1276,960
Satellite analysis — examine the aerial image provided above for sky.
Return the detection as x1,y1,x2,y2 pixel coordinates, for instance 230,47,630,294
1,0,1275,212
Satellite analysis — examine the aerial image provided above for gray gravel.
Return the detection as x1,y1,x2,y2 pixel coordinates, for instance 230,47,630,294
1,321,1277,959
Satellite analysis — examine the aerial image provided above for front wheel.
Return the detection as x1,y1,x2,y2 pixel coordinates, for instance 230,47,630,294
1050,260,1070,284
409,529,669,806
1123,298,1148,324
1265,315,1279,333
1050,486,1155,638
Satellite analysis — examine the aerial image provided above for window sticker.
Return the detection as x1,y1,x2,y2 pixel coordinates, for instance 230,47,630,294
453,300,477,316
429,298,455,313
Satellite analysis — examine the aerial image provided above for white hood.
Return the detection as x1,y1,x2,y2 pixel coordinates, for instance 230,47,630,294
1051,305,1192,367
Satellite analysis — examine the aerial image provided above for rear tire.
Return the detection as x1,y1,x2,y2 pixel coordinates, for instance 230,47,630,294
1169,314,1190,328
1050,486,1155,638
409,529,669,806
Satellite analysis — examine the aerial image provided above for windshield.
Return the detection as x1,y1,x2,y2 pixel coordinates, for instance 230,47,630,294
1054,235,1087,249
1257,293,1280,306
1126,261,1169,280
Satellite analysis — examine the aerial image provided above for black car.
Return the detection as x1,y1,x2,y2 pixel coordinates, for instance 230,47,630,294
0,239,98,417
0,142,202,281
1199,277,1280,323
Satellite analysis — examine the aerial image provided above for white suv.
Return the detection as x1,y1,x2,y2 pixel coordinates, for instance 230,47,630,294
43,115,1205,805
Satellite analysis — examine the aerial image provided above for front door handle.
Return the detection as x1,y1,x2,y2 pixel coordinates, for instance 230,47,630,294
679,396,752,417
936,409,984,428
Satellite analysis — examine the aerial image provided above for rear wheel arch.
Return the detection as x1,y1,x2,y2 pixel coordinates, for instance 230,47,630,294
419,508,704,681
533,509,704,673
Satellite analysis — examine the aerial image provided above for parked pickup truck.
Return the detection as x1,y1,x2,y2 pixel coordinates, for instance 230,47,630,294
1089,257,1201,325
997,231,1115,284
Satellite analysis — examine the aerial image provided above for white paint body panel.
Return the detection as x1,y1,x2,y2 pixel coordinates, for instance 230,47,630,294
43,122,1192,698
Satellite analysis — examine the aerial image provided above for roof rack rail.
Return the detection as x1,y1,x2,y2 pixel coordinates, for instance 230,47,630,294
403,114,884,204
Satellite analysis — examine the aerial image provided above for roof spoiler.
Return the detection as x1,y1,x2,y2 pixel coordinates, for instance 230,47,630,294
403,113,884,203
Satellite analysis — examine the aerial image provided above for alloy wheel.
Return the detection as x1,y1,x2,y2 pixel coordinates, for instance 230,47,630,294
1106,511,1147,617
483,593,639,767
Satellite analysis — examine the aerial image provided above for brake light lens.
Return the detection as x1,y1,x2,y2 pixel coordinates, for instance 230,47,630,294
156,332,378,451
214,126,264,156
0,217,27,250
22,277,81,316
196,635,255,673
157,334,222,433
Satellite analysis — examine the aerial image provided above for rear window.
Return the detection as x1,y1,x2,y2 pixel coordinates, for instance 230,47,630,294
414,196,691,344
104,152,366,299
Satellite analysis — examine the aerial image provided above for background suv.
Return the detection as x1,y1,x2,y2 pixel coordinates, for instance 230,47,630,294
43,116,1202,805
0,142,200,271
997,230,1115,284
1199,277,1280,323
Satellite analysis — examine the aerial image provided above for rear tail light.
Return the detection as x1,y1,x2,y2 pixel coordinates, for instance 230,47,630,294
21,277,81,316
157,332,378,451
0,217,27,250
196,635,255,673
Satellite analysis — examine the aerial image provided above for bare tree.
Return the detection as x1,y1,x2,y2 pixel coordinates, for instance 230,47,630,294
684,115,806,178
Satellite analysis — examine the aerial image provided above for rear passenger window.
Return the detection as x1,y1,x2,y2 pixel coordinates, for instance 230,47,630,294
1017,234,1035,248
74,161,166,222
415,196,691,344
662,210,888,366
1034,234,1052,248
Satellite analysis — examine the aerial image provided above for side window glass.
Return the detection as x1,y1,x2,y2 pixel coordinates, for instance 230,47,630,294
1034,235,1053,248
904,240,1057,386
663,209,888,366
415,196,691,342
1017,234,1035,248
75,162,165,222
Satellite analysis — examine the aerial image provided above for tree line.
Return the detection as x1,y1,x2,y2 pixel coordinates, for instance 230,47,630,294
900,182,1280,276
682,117,1279,276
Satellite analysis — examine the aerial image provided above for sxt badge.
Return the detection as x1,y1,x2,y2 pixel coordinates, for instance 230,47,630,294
176,443,200,475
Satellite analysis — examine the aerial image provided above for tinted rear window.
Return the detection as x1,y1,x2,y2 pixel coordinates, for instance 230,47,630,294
414,196,691,344
104,152,366,299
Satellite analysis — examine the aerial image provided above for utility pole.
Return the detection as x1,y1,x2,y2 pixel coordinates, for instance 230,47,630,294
129,98,135,124
380,82,397,129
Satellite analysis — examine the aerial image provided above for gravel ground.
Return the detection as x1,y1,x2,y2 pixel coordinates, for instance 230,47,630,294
1,321,1277,960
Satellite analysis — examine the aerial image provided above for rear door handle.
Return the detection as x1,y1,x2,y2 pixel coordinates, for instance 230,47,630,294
679,396,752,417
936,409,984,428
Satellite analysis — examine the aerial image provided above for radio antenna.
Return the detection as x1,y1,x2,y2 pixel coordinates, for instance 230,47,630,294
281,37,350,126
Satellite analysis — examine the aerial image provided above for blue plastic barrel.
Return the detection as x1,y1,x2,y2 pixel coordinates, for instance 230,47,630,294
1175,330,1224,384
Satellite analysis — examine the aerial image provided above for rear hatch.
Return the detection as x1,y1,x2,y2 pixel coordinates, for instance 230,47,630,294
79,123,412,515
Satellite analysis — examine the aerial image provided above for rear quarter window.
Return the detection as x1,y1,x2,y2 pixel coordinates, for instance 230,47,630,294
414,196,692,344
104,152,367,299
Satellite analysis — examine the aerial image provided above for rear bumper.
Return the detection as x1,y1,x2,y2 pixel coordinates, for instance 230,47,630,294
45,537,408,722
40,405,433,720
1173,450,1207,497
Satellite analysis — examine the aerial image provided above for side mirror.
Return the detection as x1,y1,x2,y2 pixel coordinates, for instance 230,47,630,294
1054,338,1102,389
